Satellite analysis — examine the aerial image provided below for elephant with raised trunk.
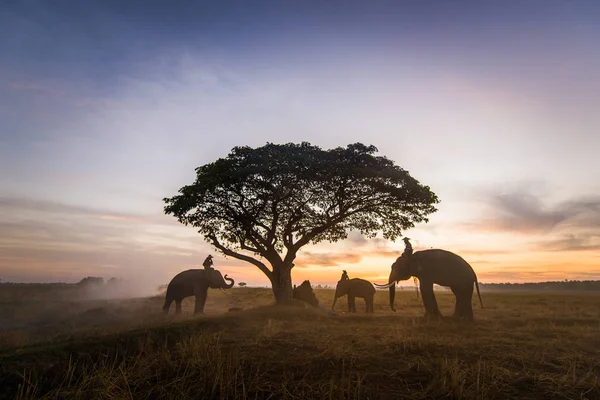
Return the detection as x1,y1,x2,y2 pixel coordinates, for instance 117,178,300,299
163,268,234,314
332,275,376,313
375,249,483,321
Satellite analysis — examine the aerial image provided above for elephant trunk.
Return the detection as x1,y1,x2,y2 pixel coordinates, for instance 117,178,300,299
223,274,235,289
331,295,338,310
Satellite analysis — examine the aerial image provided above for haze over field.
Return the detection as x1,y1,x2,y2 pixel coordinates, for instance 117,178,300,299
1,1,599,291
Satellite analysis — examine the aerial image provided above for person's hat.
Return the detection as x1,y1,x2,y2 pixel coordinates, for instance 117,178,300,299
402,237,411,242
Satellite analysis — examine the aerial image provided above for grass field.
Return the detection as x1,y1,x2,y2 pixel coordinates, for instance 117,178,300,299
0,284,599,399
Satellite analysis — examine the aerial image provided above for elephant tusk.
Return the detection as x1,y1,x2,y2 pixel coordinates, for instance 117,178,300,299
374,281,396,289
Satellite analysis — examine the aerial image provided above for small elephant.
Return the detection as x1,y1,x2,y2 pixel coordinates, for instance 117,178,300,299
376,249,483,321
163,268,234,314
332,278,376,313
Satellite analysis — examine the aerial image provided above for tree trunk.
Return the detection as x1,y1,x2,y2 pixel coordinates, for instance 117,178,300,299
271,264,293,304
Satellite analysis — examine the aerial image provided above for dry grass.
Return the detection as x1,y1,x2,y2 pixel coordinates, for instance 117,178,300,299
1,285,599,399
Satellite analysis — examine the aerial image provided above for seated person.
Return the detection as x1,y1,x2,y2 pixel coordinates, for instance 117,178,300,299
401,237,413,258
203,255,214,271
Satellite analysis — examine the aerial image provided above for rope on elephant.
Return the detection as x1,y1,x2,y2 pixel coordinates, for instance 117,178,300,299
413,277,419,299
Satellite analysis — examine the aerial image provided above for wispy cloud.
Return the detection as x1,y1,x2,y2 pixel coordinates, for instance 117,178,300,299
0,196,214,283
535,234,600,252
0,197,176,226
477,265,600,283
465,188,600,240
294,252,362,268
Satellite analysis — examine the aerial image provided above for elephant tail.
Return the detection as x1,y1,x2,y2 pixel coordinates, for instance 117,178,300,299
163,294,173,313
474,276,483,309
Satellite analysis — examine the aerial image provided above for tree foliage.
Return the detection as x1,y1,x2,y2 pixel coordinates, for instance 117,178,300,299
163,142,439,301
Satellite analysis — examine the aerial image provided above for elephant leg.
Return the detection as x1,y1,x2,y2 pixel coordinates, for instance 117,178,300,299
175,299,183,315
419,281,442,319
348,295,356,313
194,290,208,314
163,297,172,314
453,285,474,321
451,287,461,318
364,296,373,313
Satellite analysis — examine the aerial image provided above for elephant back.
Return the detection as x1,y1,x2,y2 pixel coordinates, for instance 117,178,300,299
413,249,476,282
349,278,376,295
169,269,203,283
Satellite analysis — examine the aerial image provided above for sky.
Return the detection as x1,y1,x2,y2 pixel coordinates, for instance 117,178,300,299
1,1,599,291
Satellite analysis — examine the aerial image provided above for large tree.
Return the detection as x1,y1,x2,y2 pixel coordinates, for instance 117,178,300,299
163,142,439,303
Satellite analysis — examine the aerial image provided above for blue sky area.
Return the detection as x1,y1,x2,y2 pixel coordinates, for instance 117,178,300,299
1,1,599,290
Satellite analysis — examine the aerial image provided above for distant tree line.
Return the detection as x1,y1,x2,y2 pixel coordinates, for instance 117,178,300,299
480,280,600,291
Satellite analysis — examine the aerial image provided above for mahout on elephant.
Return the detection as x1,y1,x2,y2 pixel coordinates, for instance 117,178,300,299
332,271,376,313
375,239,483,321
163,255,234,314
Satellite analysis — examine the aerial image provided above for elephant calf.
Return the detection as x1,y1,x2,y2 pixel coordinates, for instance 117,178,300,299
332,278,376,313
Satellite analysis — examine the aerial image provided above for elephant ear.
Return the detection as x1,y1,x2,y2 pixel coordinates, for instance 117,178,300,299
206,269,223,287
411,259,424,275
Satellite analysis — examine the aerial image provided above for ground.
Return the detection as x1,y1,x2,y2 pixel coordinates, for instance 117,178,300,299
0,284,599,399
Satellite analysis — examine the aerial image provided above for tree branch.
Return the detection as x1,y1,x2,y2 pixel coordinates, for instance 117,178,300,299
208,234,273,280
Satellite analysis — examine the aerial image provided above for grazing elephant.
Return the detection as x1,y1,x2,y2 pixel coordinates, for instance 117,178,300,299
332,278,376,313
292,280,320,308
163,268,234,314
292,280,336,315
375,249,483,321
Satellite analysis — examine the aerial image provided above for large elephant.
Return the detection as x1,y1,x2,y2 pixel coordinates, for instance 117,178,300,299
163,269,234,314
375,249,483,321
332,278,376,313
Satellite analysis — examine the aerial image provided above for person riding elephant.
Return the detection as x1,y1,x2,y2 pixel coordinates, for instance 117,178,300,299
399,238,419,299
401,237,413,258
375,248,483,321
203,254,214,271
163,255,234,314
332,273,376,313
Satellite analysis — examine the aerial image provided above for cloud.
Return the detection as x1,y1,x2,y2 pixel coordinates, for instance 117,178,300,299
0,196,217,284
0,196,174,226
293,232,402,268
476,265,600,283
535,234,600,252
465,188,600,238
294,252,363,268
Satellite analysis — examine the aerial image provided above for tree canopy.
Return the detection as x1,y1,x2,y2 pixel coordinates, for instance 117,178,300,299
163,142,439,302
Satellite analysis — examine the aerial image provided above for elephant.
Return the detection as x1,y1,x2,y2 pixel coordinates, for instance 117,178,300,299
163,268,234,314
292,280,336,315
292,280,320,308
375,249,483,321
332,278,376,313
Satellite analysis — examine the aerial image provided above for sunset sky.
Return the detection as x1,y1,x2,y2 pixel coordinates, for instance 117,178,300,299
1,1,599,290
